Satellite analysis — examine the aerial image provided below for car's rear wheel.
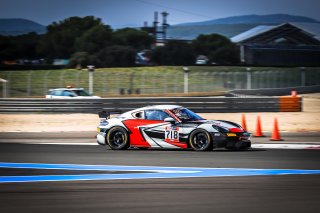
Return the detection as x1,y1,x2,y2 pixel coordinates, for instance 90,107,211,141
106,127,130,150
189,129,213,151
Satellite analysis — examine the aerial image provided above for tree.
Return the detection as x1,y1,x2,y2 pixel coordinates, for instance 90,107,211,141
0,33,42,60
94,45,136,67
151,40,195,65
0,35,15,60
192,34,239,64
38,16,108,58
75,25,112,54
209,45,239,64
68,52,94,68
113,28,154,50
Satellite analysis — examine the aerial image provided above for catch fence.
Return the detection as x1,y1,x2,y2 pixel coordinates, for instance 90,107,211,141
0,67,319,97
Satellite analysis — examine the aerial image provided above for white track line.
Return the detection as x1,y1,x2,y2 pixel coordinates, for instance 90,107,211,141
3,141,318,150
251,144,320,149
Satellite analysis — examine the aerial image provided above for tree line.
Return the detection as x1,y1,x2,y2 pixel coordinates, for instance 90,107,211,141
0,16,239,67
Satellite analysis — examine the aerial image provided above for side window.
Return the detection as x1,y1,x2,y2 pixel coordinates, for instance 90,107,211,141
145,110,170,121
62,90,76,97
50,90,63,96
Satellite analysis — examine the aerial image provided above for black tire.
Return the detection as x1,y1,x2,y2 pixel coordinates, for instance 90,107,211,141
106,126,130,150
189,129,213,151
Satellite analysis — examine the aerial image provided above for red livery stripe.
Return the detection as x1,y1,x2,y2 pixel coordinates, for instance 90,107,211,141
122,119,165,147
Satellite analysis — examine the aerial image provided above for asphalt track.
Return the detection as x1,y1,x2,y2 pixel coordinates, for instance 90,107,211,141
0,133,320,213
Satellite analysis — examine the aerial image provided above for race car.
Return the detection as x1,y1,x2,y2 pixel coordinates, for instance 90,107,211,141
96,105,251,151
45,87,100,99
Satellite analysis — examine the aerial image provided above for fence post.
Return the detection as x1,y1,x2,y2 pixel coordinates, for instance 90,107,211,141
141,71,146,95
152,72,157,94
7,72,11,97
60,70,66,88
87,66,95,95
183,67,189,93
246,68,252,89
43,71,51,95
203,72,209,92
103,72,107,95
128,72,135,95
0,78,7,98
76,71,81,88
27,71,33,96
163,72,168,94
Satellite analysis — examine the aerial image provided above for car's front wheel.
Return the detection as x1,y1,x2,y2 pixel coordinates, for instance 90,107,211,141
106,127,130,150
189,129,213,151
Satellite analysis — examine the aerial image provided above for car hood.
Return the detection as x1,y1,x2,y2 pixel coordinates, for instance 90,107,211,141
184,119,244,132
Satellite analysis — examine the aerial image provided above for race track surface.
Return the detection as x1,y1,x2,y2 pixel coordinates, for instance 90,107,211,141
0,139,320,213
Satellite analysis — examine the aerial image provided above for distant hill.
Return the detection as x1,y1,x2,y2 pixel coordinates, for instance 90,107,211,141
168,14,320,40
0,19,46,35
176,14,320,26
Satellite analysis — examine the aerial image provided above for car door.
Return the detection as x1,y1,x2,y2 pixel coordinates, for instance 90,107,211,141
142,110,187,149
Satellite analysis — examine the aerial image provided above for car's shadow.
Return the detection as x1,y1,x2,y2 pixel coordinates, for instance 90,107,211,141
104,147,266,152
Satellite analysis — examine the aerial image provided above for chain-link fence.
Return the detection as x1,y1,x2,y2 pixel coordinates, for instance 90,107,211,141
0,67,319,97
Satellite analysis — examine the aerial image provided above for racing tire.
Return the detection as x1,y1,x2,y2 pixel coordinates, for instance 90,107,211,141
189,129,213,151
106,127,130,150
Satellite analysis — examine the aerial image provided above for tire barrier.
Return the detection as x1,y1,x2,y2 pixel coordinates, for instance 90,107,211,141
0,96,302,113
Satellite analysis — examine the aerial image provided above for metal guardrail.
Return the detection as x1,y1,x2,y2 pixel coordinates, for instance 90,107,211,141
0,97,302,113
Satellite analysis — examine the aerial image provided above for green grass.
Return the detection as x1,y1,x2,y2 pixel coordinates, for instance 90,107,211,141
0,66,319,97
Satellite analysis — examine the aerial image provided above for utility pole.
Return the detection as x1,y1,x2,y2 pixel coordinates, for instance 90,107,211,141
161,11,169,41
141,11,169,46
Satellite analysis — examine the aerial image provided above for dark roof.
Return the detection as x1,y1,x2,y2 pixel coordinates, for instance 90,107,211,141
231,23,320,45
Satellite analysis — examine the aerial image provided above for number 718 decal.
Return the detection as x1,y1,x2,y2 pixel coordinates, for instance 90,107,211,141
164,126,179,143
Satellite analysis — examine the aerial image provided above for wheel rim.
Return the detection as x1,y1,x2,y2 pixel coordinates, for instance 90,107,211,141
192,132,209,150
110,131,126,148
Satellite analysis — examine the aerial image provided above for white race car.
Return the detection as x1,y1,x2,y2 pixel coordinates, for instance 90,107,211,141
45,87,100,99
97,105,251,151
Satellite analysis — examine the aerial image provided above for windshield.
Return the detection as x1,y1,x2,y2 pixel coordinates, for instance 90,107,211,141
170,108,204,121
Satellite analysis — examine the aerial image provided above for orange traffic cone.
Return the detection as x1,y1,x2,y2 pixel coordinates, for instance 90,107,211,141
241,114,247,131
253,115,265,137
270,117,283,141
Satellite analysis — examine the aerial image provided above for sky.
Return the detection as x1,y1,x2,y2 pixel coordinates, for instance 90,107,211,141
1,0,320,28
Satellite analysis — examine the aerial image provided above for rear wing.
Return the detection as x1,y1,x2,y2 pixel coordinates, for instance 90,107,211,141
98,110,122,119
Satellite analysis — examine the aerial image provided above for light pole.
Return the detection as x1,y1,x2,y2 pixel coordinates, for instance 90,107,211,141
87,65,95,95
183,67,190,93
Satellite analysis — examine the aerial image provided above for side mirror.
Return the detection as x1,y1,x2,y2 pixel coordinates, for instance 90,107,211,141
164,117,176,124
